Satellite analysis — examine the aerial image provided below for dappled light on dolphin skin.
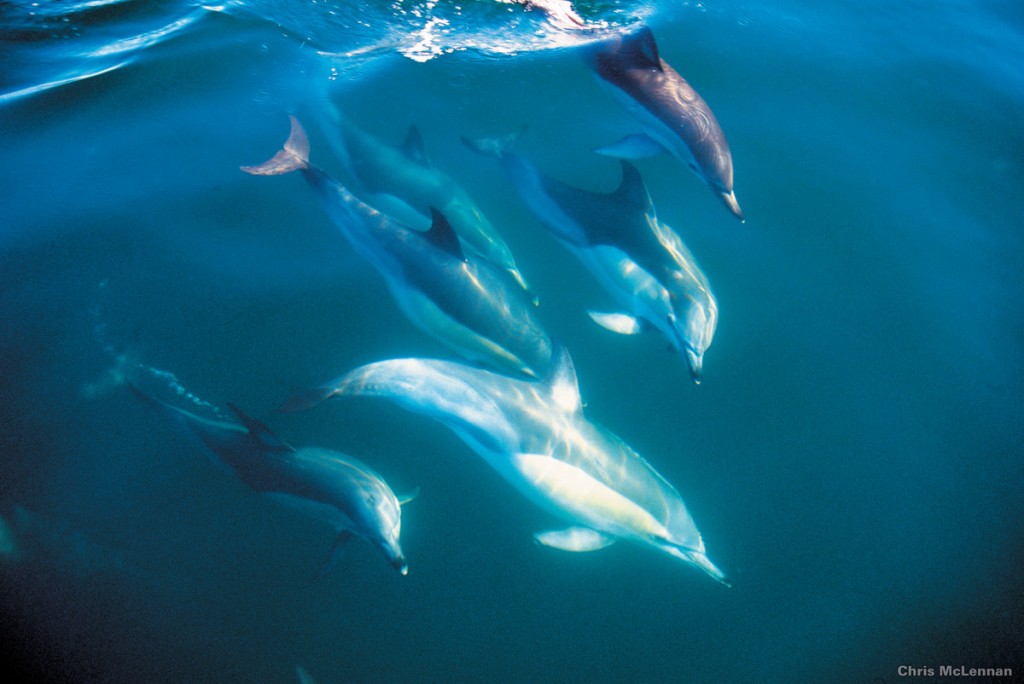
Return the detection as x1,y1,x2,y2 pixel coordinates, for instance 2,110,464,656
242,116,554,379
316,100,534,296
585,26,744,222
466,138,718,383
126,374,414,577
293,345,729,585
5,0,1022,680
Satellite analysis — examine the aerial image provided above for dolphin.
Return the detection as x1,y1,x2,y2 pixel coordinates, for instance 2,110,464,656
464,137,717,383
584,26,744,221
130,385,415,575
291,346,729,585
242,116,553,379
318,102,534,295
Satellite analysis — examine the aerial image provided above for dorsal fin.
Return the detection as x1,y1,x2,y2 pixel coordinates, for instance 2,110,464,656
400,125,430,167
613,160,653,212
424,207,466,261
544,343,582,414
227,403,294,452
620,26,663,71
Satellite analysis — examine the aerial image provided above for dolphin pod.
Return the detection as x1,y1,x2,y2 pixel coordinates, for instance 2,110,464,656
129,383,415,575
585,26,744,222
464,137,718,383
242,116,554,379
317,101,534,295
288,345,729,585
117,21,736,586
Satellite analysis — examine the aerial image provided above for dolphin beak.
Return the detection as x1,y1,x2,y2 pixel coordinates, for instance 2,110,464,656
392,556,409,576
684,550,730,587
684,349,703,385
507,268,534,300
720,190,744,222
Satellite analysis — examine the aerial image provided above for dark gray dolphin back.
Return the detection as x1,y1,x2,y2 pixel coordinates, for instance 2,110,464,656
523,158,686,287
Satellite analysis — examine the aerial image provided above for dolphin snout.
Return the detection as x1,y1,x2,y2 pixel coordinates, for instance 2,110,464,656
392,555,409,576
720,189,744,222
684,349,704,385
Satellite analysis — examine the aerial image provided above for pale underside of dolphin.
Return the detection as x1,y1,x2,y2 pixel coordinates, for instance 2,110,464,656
464,136,718,383
242,116,553,380
585,26,744,221
291,346,729,585
129,384,415,575
317,101,534,295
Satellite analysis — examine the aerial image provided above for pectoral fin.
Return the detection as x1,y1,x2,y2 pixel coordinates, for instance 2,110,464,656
534,527,616,552
398,487,421,505
315,530,354,579
593,134,665,159
587,311,645,335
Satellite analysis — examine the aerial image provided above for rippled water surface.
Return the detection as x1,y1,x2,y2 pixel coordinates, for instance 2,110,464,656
2,1,1023,682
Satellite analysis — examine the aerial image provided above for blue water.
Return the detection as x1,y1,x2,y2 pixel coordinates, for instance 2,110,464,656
2,1,1023,682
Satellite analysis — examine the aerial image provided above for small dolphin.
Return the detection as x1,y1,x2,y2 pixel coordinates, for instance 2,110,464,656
291,346,729,585
319,102,533,295
243,116,553,379
130,385,415,575
585,26,743,221
465,137,717,383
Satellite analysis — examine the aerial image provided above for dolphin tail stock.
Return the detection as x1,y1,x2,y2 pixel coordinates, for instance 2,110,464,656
124,379,165,413
277,380,345,413
124,380,229,469
241,115,310,176
81,347,144,400
225,403,294,453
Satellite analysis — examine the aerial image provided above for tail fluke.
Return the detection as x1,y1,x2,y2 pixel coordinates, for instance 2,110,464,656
81,352,138,399
241,115,310,176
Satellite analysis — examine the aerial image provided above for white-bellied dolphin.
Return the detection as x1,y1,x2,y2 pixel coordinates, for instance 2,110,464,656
585,26,743,221
319,102,533,295
242,116,554,379
130,385,415,575
464,137,717,383
290,346,729,585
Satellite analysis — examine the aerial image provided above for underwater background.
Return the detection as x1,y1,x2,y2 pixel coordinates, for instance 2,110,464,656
2,0,1023,681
